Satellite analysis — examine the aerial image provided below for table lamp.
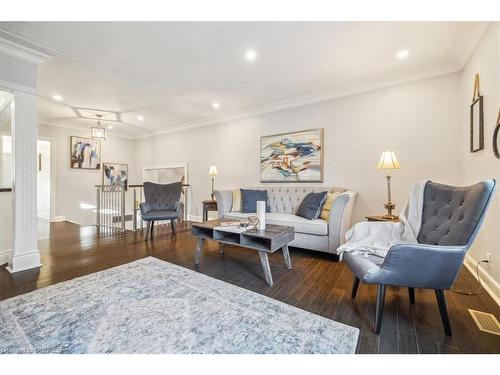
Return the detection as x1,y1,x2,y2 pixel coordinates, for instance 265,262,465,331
208,165,218,200
376,149,401,219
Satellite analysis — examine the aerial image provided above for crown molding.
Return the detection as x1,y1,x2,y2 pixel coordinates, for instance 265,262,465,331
451,21,490,70
137,60,462,139
38,118,138,140
0,36,51,65
0,79,37,95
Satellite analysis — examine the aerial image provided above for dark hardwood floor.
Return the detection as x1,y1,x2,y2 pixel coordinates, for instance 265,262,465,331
1,221,499,354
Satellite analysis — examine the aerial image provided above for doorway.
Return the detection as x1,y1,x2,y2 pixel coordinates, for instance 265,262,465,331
37,139,51,240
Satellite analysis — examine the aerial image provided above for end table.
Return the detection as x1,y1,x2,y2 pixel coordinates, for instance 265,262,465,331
202,200,218,221
366,215,400,223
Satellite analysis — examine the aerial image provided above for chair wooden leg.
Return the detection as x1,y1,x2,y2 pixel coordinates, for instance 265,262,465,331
150,221,155,239
145,221,151,241
374,284,386,334
351,276,360,299
171,219,176,235
435,289,452,336
408,287,415,305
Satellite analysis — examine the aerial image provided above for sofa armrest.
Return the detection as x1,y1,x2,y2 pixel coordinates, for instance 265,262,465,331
364,243,467,289
214,190,233,218
328,191,357,252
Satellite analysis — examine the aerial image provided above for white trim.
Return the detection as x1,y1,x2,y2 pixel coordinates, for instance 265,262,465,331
51,215,66,222
0,79,37,95
138,61,461,139
37,136,57,221
6,250,41,273
187,215,203,223
451,22,490,69
0,249,9,266
0,36,51,65
37,211,50,220
464,254,500,307
38,119,138,140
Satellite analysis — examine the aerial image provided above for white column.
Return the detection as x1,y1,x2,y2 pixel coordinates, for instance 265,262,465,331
6,90,41,273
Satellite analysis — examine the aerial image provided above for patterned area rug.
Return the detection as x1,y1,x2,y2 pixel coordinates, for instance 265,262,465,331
0,257,359,354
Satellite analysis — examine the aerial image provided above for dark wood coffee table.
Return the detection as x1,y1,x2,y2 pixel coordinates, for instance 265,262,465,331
191,219,295,286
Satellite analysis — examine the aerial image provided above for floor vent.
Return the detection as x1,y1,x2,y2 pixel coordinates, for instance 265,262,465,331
469,309,500,336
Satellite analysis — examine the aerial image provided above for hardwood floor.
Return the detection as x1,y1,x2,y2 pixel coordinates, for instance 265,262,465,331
1,221,499,354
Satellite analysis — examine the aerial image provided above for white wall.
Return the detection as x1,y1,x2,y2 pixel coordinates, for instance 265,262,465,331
136,73,462,223
37,124,139,226
459,23,500,303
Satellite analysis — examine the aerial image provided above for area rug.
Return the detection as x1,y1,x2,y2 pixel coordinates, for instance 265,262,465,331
0,257,359,354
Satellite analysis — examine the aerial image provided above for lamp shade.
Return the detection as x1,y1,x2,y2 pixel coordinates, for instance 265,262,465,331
208,165,218,176
91,126,106,141
377,149,401,170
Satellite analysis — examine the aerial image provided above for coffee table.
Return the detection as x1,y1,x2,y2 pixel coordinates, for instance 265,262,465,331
191,219,295,286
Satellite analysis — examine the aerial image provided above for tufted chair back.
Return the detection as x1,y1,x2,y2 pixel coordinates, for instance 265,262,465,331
417,180,496,246
245,186,347,214
143,181,182,211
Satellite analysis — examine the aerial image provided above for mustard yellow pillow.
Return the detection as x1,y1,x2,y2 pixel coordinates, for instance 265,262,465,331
320,192,341,221
231,189,242,212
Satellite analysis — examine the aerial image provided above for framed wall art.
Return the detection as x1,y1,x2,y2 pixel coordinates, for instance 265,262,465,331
470,74,484,153
70,136,101,169
102,162,128,190
260,128,323,183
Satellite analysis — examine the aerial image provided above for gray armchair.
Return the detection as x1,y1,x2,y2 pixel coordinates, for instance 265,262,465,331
140,182,182,239
344,180,496,336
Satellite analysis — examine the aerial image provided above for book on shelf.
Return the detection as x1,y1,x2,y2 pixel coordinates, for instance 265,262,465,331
218,221,241,227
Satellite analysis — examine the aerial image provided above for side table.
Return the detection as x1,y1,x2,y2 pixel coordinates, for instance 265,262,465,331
366,215,400,223
202,199,218,221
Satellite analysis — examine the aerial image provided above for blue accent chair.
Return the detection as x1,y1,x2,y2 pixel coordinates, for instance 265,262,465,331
344,180,496,336
140,182,182,239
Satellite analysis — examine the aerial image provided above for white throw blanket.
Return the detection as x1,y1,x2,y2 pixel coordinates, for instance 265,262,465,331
336,180,429,260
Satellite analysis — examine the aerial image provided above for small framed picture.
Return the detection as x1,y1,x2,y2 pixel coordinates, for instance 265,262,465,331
470,95,484,153
102,162,128,190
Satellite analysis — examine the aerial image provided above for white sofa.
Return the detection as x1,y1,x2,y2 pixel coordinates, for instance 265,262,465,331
214,186,357,254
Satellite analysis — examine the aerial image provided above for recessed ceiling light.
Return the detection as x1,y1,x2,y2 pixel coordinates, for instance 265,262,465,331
245,49,257,61
137,115,144,121
212,102,221,110
107,125,113,129
396,50,409,60
52,94,63,101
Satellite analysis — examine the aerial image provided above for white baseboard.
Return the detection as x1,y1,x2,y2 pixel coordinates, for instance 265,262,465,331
464,254,500,306
187,215,203,222
6,250,41,273
51,216,66,222
37,211,50,220
0,249,10,266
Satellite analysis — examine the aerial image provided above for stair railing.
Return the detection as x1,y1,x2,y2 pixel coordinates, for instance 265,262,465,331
95,183,189,232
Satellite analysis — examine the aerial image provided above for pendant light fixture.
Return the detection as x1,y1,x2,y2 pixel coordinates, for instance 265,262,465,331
91,114,106,141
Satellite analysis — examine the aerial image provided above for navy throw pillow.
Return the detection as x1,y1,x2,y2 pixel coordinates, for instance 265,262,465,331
296,191,328,220
241,189,269,213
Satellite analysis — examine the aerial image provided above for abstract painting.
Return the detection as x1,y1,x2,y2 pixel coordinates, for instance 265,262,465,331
70,136,101,169
261,128,323,182
103,162,128,190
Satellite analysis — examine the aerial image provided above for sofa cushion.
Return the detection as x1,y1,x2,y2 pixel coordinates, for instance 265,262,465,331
296,191,328,220
142,210,178,221
241,189,269,213
223,212,328,236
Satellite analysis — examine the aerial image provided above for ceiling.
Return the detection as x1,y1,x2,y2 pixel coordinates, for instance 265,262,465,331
0,22,488,139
